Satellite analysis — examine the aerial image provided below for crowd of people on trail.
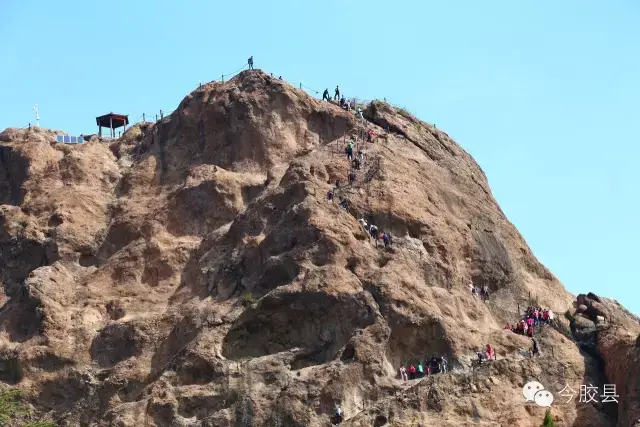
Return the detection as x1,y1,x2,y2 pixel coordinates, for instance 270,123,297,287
358,218,393,248
501,306,554,358
504,306,554,338
322,118,393,253
343,137,369,187
321,85,368,125
397,345,501,380
398,354,448,381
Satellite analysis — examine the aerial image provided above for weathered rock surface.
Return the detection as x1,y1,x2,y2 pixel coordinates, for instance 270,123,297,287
0,70,638,427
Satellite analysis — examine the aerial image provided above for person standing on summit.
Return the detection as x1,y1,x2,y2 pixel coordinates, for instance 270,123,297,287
248,56,254,70
322,88,330,101
334,85,340,100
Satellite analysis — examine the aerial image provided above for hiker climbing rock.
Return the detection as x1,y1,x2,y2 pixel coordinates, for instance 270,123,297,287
358,218,368,231
331,405,344,425
357,149,364,165
485,344,495,361
248,56,254,69
345,141,354,161
440,356,448,373
352,157,361,170
472,285,479,298
348,171,356,185
327,190,334,201
408,363,417,380
334,85,340,100
429,354,441,374
322,88,330,101
369,224,379,243
481,284,490,302
531,338,540,357
382,232,392,248
339,198,349,210
356,106,365,121
399,364,408,381
367,129,374,142
526,316,534,333
340,96,346,108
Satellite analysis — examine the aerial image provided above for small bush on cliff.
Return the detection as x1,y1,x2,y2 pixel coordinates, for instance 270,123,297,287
541,409,556,427
0,387,57,426
395,106,412,118
241,292,257,306
0,388,26,423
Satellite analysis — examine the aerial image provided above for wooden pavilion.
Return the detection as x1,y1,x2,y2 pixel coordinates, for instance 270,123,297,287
96,113,129,138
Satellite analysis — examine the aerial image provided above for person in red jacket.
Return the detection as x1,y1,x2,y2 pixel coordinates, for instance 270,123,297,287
408,364,417,380
485,344,495,361
526,317,534,330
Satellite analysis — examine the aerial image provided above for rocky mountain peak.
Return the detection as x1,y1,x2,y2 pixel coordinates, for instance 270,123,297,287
0,72,638,426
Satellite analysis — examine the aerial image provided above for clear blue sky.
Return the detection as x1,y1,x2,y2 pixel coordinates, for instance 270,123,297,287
1,1,638,315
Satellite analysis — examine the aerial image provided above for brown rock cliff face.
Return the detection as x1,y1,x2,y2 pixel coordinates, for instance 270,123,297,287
0,70,638,427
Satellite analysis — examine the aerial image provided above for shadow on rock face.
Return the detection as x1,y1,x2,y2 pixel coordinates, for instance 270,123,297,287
0,144,30,206
177,393,229,420
90,323,147,368
0,233,59,298
174,351,227,386
373,415,388,427
150,313,202,378
0,295,45,343
164,178,263,237
38,369,93,413
0,348,22,383
222,291,376,366
385,321,451,370
470,228,514,290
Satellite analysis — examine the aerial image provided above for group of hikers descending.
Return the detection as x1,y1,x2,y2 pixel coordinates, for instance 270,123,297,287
503,305,554,358
322,86,367,123
322,116,392,252
470,283,491,302
504,306,554,338
358,218,393,248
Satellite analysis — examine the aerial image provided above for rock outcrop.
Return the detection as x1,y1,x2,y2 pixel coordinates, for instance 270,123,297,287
0,70,638,427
